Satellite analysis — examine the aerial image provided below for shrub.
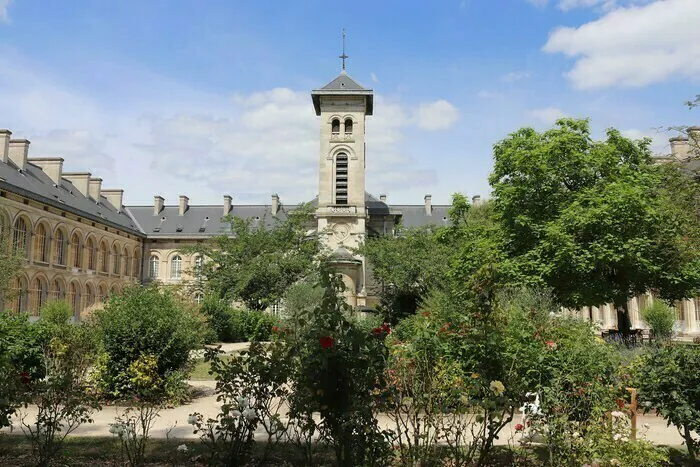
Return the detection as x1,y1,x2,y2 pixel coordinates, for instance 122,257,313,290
199,295,233,343
228,309,279,342
636,343,700,460
94,285,203,401
640,300,676,340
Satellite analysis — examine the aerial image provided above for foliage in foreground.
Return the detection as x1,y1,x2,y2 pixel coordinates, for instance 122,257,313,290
199,296,280,343
93,285,203,402
637,343,700,460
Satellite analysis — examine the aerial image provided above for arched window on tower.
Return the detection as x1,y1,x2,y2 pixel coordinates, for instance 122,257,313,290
331,119,340,134
335,153,348,205
344,118,353,134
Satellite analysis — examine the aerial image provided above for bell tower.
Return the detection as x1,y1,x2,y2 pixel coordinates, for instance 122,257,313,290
311,32,373,306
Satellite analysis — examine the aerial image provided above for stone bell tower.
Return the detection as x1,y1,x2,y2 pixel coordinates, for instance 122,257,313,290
311,33,374,307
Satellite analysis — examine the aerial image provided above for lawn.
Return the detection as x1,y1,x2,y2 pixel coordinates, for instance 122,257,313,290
188,354,233,381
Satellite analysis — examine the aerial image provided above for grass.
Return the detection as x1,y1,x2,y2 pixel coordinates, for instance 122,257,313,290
188,354,233,381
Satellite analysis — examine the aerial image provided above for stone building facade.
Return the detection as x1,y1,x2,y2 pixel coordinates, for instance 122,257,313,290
1,70,699,336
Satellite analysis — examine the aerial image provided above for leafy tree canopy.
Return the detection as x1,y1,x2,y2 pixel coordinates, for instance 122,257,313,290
188,204,319,311
489,118,700,320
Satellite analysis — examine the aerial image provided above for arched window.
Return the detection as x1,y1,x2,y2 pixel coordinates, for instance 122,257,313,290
121,247,129,276
194,255,203,278
99,241,108,273
149,255,160,279
33,223,49,263
86,237,96,270
335,153,348,205
50,279,65,301
54,229,67,265
85,284,95,308
32,277,47,316
68,282,80,316
132,250,141,278
70,233,82,268
331,118,340,134
171,255,182,279
344,118,353,134
13,217,29,259
10,276,28,314
98,283,108,303
112,244,120,275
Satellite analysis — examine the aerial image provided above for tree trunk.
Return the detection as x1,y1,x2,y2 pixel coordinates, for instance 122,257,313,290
617,300,632,337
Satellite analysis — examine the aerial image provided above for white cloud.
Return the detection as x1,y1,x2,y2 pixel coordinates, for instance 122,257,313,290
0,0,12,23
621,128,668,154
501,71,531,83
543,0,700,89
414,100,459,131
0,48,452,204
526,0,653,11
529,107,568,125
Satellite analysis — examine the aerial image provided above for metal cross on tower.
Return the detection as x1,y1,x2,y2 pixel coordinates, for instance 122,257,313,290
339,29,349,71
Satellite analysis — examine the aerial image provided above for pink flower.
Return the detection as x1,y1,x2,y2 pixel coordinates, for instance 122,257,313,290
546,341,556,350
319,336,334,349
515,423,524,431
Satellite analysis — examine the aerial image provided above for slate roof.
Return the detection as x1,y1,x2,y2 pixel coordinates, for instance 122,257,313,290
0,159,143,236
392,205,452,229
311,71,374,115
125,205,290,238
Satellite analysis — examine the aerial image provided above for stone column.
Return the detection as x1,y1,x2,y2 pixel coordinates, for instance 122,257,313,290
628,296,641,329
591,306,602,326
684,299,698,333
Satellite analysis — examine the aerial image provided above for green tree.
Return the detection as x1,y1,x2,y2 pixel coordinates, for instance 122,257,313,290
0,227,24,310
188,204,318,311
490,118,700,333
359,224,452,321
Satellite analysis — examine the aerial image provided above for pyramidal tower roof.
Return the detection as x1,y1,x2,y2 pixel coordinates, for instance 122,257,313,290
311,71,374,116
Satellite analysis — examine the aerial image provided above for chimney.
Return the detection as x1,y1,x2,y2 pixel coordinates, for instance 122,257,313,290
154,196,164,216
102,189,124,212
88,177,103,202
380,194,387,203
424,194,432,216
472,195,482,206
27,158,64,185
179,195,189,216
8,139,30,171
0,129,10,164
271,194,280,216
223,195,232,217
63,172,91,197
670,135,690,160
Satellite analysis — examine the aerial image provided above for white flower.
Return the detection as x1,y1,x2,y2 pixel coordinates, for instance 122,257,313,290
242,408,256,421
109,424,120,435
187,414,198,425
613,433,622,441
611,411,624,418
489,380,505,396
572,431,580,439
176,444,188,453
231,410,242,418
610,459,621,466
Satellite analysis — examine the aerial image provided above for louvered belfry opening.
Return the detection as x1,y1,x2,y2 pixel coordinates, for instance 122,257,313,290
335,153,348,205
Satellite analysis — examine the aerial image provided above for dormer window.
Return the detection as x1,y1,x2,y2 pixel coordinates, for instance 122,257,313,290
331,119,340,134
344,118,353,134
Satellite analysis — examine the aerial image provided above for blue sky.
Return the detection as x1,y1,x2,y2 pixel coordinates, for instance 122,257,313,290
0,0,698,206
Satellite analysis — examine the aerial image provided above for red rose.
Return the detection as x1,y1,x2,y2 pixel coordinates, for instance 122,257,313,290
20,371,30,385
515,423,524,431
319,336,334,349
371,327,382,336
272,325,279,333
616,398,625,409
381,323,391,334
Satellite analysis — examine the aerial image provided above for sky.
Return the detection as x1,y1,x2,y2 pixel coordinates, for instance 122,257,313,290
0,0,698,207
